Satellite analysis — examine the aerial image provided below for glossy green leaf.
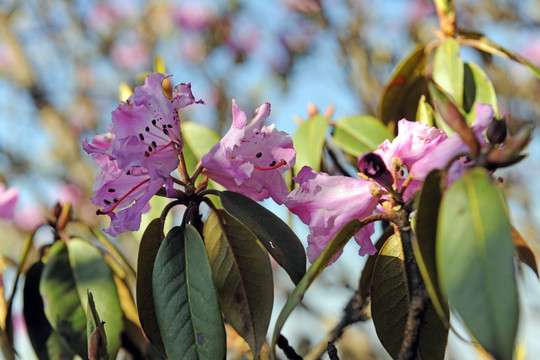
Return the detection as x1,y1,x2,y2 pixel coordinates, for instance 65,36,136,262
220,191,306,284
371,234,448,359
23,261,51,360
332,115,393,157
416,95,436,127
68,239,123,359
358,225,394,304
459,32,540,79
204,210,273,359
413,170,449,325
378,46,428,133
463,62,499,124
293,114,328,172
136,218,166,356
433,37,464,107
153,225,226,359
271,219,364,360
437,167,518,359
39,241,87,358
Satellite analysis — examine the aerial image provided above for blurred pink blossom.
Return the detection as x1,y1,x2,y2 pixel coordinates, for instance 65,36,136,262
285,0,322,13
57,184,84,207
111,41,149,70
174,2,217,31
0,184,18,219
14,205,44,231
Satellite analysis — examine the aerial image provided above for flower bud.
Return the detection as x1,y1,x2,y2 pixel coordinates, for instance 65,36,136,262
358,153,394,188
486,118,507,144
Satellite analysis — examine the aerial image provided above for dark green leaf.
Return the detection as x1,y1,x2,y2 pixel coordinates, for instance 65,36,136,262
413,170,449,326
293,114,328,172
378,46,428,133
136,218,166,356
371,234,448,359
358,225,394,304
23,261,51,360
332,115,393,157
39,241,87,358
437,167,518,359
433,37,464,107
220,191,306,284
46,330,76,360
463,62,499,124
68,239,123,359
153,226,226,359
271,219,364,360
204,210,273,359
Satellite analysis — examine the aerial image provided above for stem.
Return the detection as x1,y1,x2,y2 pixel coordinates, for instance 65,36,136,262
396,218,429,360
177,151,190,183
277,335,303,360
190,160,204,184
196,188,222,198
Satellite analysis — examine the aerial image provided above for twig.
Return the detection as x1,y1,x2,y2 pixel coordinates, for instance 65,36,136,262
277,335,303,360
327,342,340,360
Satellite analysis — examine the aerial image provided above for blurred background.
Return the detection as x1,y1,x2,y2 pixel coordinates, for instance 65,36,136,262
1,0,540,359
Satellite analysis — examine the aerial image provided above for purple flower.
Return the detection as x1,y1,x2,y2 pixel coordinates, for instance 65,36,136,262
411,103,494,181
0,183,18,220
285,167,378,264
83,134,165,236
83,73,203,235
111,72,203,180
202,100,296,204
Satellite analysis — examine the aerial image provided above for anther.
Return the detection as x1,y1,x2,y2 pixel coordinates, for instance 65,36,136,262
108,188,115,192
139,133,144,141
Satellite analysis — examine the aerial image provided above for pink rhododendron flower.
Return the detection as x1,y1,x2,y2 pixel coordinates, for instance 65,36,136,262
0,184,18,219
286,167,378,264
411,103,494,181
202,100,296,204
371,118,447,198
111,73,203,180
83,73,203,235
83,134,164,236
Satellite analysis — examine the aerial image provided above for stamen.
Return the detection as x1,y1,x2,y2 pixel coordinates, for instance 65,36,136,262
254,159,287,171
97,178,151,215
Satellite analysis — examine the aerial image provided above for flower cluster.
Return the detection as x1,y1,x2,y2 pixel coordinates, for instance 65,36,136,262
83,72,497,267
285,104,495,263
83,73,203,235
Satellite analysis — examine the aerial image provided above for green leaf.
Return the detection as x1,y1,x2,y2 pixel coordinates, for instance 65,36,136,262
204,210,273,359
68,239,123,359
459,32,540,79
437,167,518,359
378,46,428,133
413,170,449,326
433,37,464,107
153,226,226,359
220,191,306,284
46,330,76,360
271,219,364,360
332,115,393,157
136,218,166,356
182,121,221,176
463,62,499,124
23,261,51,360
39,241,87,358
371,234,448,359
358,225,394,304
293,114,328,172
416,95,437,127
